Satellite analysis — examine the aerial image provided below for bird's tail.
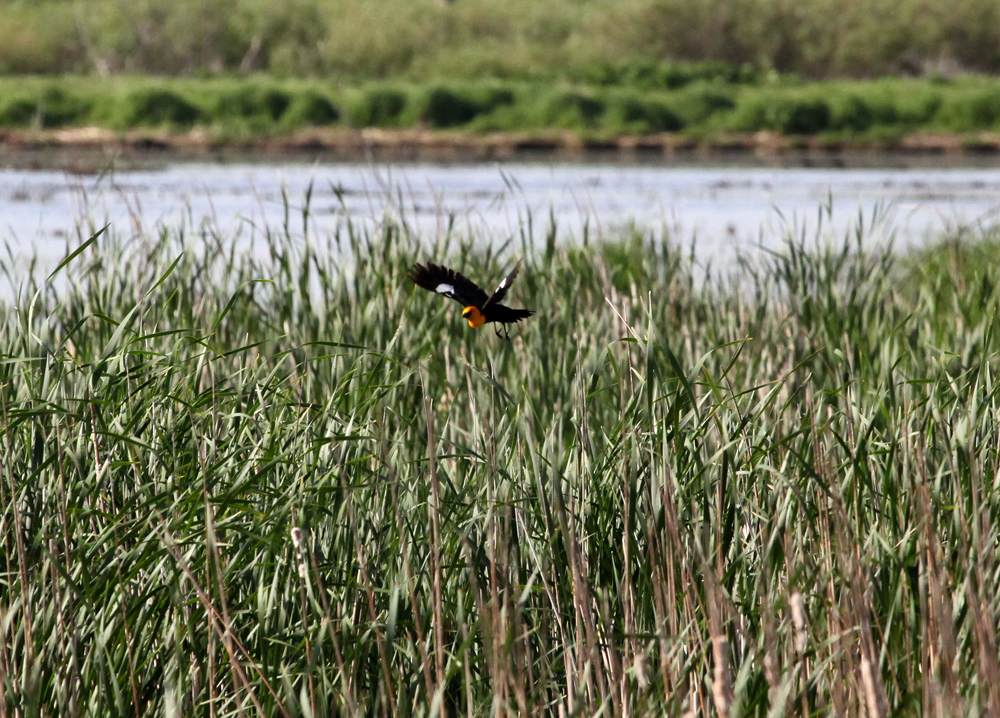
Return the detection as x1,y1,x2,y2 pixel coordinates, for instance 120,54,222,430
491,306,534,324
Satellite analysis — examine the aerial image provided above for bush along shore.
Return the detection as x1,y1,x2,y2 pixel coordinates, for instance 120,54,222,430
2,74,1000,153
2,201,1000,715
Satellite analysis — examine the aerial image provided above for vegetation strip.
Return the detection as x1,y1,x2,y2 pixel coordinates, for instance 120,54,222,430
2,75,1000,151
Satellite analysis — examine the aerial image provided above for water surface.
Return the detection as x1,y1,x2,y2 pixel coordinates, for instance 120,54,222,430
3,161,999,283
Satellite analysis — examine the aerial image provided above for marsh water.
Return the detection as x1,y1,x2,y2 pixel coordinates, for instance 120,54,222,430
3,157,1000,288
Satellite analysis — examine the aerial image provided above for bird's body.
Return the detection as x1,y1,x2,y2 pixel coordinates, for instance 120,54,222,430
409,261,533,338
463,305,487,328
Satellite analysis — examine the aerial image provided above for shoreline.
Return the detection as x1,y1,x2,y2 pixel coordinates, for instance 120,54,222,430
3,127,1000,171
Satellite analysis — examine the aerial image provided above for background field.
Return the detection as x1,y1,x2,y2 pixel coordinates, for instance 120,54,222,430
1,200,999,716
4,0,1000,140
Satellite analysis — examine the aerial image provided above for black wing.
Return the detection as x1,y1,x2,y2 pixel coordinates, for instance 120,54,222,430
409,263,489,308
483,260,521,308
482,304,534,324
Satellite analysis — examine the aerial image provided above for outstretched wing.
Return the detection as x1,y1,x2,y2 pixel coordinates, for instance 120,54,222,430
483,260,521,308
409,263,489,308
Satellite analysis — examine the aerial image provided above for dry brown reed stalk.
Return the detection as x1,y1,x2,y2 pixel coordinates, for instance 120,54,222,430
154,511,287,718
423,394,447,713
704,561,734,718
619,432,638,717
848,542,889,718
476,373,512,715
0,393,34,681
552,468,607,711
305,541,358,715
647,508,675,705
965,571,999,716
289,524,317,717
912,420,968,718
659,446,703,715
814,443,849,718
339,444,397,718
966,438,1000,716
201,444,248,718
789,591,809,718
606,589,626,718
380,408,435,708
758,560,779,697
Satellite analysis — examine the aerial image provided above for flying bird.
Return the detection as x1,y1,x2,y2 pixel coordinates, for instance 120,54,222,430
409,261,533,339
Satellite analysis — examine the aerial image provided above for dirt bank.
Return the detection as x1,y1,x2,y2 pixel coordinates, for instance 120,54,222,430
2,127,999,171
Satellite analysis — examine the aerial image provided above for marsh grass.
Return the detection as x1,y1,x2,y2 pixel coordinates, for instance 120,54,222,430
1,195,1000,717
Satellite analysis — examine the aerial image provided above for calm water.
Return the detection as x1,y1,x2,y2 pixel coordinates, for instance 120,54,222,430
3,161,1000,282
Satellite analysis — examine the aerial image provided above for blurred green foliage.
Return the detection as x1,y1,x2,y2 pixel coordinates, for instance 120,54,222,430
281,90,340,127
344,87,409,127
2,75,1000,138
1,0,1000,79
116,89,204,127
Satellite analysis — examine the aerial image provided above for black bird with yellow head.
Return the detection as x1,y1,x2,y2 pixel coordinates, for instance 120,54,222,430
408,260,533,339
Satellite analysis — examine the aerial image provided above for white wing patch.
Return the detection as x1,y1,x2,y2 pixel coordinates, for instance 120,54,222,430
435,283,455,297
496,277,510,291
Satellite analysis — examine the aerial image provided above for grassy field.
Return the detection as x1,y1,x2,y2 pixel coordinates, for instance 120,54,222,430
3,74,1000,141
3,0,1000,79
1,196,999,716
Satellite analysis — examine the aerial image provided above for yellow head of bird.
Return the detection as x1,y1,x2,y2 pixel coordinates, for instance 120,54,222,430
463,306,486,328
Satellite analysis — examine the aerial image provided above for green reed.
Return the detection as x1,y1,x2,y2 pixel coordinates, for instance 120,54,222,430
1,197,999,717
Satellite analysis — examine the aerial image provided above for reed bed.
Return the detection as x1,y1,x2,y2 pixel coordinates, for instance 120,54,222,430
1,197,999,717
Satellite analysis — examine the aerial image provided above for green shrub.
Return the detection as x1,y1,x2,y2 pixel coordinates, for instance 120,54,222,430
829,94,873,132
0,86,101,129
282,90,340,126
416,87,480,127
669,85,735,125
34,87,90,128
212,86,291,121
0,97,39,127
346,87,409,127
896,88,943,126
542,91,605,128
725,97,767,131
726,93,830,134
828,93,897,132
778,97,830,134
118,88,203,127
934,89,1000,130
413,86,515,128
470,87,516,113
608,96,683,132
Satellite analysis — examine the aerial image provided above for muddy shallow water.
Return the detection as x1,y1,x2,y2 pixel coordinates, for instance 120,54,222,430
2,158,1000,289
